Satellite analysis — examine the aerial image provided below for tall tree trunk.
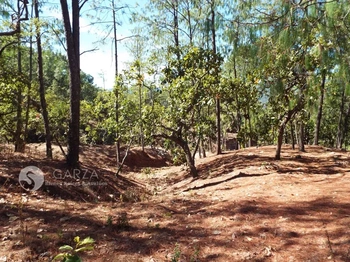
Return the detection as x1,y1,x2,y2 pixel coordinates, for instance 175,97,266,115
35,0,52,159
112,0,121,164
298,121,305,152
60,0,81,167
210,1,221,155
290,120,295,150
233,56,241,149
24,3,33,145
341,101,350,148
173,0,180,61
336,87,345,149
248,110,252,147
314,70,326,145
138,65,144,151
15,34,25,153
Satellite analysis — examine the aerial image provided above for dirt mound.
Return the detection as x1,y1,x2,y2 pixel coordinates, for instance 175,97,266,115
123,147,172,168
0,144,171,202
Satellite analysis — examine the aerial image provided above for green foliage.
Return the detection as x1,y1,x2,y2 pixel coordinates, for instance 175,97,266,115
53,236,95,262
171,243,181,262
1,0,350,159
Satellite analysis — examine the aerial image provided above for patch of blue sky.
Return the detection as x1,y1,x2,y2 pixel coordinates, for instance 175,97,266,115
41,0,146,89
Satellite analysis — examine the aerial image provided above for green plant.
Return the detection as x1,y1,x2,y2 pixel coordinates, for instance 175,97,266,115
53,236,95,262
170,243,181,262
190,246,200,262
163,212,172,218
106,215,113,226
142,167,152,176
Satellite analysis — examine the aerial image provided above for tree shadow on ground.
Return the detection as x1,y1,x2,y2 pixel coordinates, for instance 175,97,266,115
1,191,350,261
0,155,148,202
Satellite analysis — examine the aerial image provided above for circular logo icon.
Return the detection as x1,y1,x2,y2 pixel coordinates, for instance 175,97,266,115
19,166,45,191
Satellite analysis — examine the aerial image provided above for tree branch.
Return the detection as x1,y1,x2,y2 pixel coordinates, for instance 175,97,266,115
0,0,29,37
80,48,99,56
0,41,17,56
79,0,89,11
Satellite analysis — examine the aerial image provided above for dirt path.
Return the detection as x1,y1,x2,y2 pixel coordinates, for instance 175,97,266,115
0,145,350,261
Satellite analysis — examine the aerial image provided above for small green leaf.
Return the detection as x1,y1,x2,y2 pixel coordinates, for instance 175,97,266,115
73,236,80,243
59,245,73,251
75,246,94,253
77,237,95,247
52,253,66,261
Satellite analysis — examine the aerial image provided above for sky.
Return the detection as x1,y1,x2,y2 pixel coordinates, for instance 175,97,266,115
43,0,146,89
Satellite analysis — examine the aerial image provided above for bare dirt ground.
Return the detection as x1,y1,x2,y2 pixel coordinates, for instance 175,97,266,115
0,144,350,261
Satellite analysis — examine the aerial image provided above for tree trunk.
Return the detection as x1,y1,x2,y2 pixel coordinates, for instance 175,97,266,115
138,65,144,151
275,123,285,160
201,138,206,158
60,0,81,167
173,0,180,61
290,120,295,150
192,137,201,160
24,7,33,146
336,87,345,149
112,0,121,165
35,0,52,159
314,70,326,145
155,133,198,177
216,97,221,154
298,121,305,152
14,34,24,153
182,142,197,178
210,1,221,155
248,110,252,147
341,101,350,148
275,97,304,160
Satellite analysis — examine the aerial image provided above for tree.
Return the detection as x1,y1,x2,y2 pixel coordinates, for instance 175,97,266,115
60,0,84,167
34,0,52,159
154,47,221,177
208,0,221,154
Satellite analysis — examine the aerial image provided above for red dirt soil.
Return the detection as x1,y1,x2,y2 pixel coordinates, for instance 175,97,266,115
0,144,349,261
